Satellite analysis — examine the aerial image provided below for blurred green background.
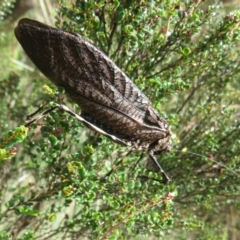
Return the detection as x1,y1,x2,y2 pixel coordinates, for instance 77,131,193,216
0,0,240,239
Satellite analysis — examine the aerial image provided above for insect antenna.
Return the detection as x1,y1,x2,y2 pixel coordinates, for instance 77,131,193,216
170,125,239,177
173,150,240,177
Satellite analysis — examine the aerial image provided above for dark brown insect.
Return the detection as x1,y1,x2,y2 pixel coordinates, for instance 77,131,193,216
15,18,171,181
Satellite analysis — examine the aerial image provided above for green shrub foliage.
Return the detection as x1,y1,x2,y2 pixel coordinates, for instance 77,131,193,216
0,0,240,239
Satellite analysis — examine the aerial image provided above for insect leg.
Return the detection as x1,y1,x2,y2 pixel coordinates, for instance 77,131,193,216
149,153,170,183
102,149,134,180
128,151,145,174
25,103,132,147
58,104,132,146
25,103,142,180
25,105,59,127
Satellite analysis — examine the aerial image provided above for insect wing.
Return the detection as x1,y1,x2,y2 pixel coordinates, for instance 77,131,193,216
14,18,170,152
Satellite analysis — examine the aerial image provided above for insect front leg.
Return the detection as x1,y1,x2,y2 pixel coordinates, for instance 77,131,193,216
148,152,170,183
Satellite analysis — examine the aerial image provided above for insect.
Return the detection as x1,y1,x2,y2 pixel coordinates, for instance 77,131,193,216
15,18,171,182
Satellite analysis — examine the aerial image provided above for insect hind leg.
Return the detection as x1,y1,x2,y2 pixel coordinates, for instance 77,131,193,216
25,105,59,127
24,103,170,183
